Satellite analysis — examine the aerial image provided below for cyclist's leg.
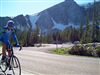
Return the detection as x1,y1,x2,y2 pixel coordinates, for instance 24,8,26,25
2,43,6,56
7,45,13,70
1,43,6,61
7,45,12,57
3,39,12,57
3,39,11,63
0,37,7,62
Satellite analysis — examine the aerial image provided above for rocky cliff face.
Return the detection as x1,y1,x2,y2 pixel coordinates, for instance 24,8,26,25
0,17,11,26
0,15,31,32
47,0,86,24
0,0,99,33
13,15,31,31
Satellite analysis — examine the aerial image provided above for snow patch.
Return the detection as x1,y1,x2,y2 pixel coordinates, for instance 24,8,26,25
29,14,40,29
52,19,66,31
67,23,80,28
52,18,80,31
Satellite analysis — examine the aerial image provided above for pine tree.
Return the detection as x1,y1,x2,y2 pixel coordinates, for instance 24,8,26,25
33,25,40,44
80,23,84,43
85,16,92,43
92,0,100,42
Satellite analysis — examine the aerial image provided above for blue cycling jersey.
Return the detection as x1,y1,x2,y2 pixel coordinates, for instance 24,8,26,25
0,26,19,48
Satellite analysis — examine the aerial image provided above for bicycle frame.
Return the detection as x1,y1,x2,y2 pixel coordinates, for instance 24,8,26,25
0,46,22,75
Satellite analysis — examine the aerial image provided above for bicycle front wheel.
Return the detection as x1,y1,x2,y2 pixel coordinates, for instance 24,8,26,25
0,53,8,72
10,56,21,75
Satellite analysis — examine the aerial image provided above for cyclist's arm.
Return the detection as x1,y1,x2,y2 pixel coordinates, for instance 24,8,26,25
12,30,19,45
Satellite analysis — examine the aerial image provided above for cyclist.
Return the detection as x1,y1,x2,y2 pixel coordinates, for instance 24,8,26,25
0,20,19,64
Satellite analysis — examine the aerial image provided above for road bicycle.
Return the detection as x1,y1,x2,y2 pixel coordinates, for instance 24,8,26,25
0,46,22,75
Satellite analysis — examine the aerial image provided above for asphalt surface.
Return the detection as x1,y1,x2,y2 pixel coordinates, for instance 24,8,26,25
17,44,100,75
0,44,100,75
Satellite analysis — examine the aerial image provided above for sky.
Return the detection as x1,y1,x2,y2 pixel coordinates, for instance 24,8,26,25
0,0,97,17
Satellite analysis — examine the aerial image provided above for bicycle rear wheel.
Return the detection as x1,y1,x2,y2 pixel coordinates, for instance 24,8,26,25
10,56,21,75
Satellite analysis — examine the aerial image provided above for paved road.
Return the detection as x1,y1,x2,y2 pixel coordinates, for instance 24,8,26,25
0,44,100,75
15,44,100,75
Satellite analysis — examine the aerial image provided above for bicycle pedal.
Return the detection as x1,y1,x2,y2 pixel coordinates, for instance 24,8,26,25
14,65,18,68
9,66,12,70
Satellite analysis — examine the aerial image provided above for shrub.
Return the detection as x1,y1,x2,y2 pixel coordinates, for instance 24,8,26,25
86,47,96,56
96,46,100,57
68,45,87,56
68,44,100,57
53,44,100,57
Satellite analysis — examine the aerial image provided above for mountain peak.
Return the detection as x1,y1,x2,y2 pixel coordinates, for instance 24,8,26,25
64,0,75,4
65,0,74,2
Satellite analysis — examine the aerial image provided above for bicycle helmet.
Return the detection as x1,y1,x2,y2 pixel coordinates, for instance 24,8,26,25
7,20,14,27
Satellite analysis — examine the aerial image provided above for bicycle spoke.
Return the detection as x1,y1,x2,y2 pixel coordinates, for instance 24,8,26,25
0,54,8,72
0,62,7,72
12,67,15,75
10,56,21,75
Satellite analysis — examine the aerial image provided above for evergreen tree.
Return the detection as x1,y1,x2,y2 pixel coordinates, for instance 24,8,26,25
79,22,84,42
92,0,100,42
85,16,92,43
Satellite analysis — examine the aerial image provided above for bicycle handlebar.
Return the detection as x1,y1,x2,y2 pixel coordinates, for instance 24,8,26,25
19,45,22,51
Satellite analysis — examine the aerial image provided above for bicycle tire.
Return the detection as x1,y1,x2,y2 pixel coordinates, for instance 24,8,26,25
0,53,8,72
10,55,21,75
